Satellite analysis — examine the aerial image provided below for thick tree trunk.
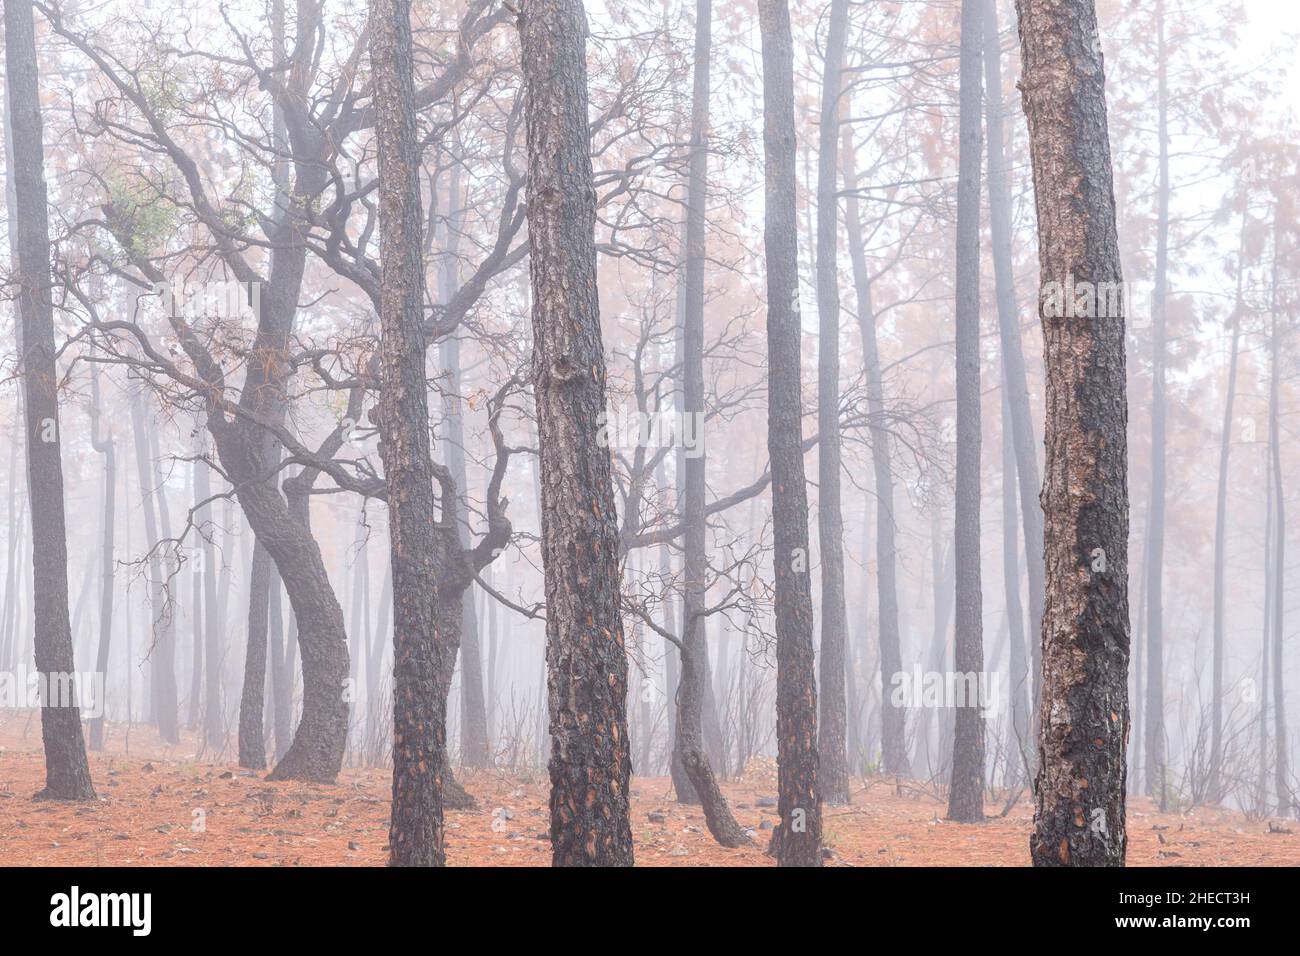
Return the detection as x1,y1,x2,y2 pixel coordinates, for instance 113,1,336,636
814,0,851,806
947,0,986,824
4,0,96,800
1016,0,1130,867
758,0,822,867
371,0,446,867
521,0,635,867
1267,221,1292,818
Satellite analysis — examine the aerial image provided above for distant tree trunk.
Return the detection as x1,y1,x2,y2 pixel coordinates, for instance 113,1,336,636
521,0,634,866
947,0,986,824
842,128,909,778
88,367,116,752
130,393,179,745
1000,388,1029,787
193,435,224,750
814,0,851,806
371,0,445,867
268,566,291,761
239,540,272,768
982,0,1044,727
187,451,204,731
1209,213,1247,802
1267,215,1292,818
1144,0,1170,804
4,0,96,799
758,0,822,867
1016,0,1130,867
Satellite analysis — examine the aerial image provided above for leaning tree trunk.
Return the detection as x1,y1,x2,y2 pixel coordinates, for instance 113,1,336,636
1017,0,1131,867
947,0,986,824
759,0,822,867
521,0,634,867
4,0,96,800
814,0,851,806
371,0,446,867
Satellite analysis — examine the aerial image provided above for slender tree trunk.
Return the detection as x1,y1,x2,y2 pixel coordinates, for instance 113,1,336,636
371,0,446,867
1209,213,1248,801
814,0,851,806
1017,0,1130,867
1144,0,1170,804
759,0,822,867
1267,214,1292,818
88,367,116,751
947,0,986,824
521,0,634,866
4,0,95,799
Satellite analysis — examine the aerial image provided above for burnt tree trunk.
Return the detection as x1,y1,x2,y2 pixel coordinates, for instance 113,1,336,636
4,0,96,800
759,0,822,867
371,0,446,867
1016,0,1130,867
521,0,634,866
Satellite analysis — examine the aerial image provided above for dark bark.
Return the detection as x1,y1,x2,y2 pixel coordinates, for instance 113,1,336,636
947,0,985,824
521,0,634,867
1016,0,1130,867
4,0,95,800
371,0,446,867
759,0,822,867
815,0,851,806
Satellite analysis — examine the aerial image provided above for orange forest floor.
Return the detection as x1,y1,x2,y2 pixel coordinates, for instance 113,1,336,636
1,714,1296,867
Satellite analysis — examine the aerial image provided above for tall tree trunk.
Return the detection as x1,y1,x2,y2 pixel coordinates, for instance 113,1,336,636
1018,0,1130,867
521,0,634,866
1267,214,1291,818
670,0,749,847
814,0,851,806
371,0,446,867
758,0,822,867
1000,387,1029,788
947,0,986,824
4,0,96,799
